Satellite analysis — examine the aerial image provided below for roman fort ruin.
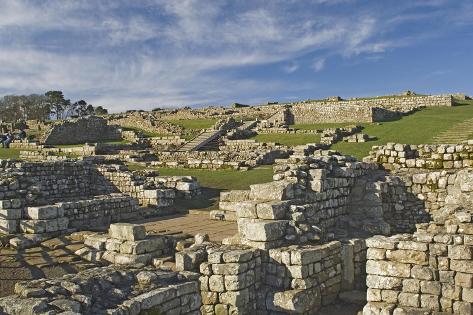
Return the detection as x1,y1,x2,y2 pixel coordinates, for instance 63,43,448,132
1,92,473,315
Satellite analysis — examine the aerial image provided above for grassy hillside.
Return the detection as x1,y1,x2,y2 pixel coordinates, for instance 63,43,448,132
332,100,473,159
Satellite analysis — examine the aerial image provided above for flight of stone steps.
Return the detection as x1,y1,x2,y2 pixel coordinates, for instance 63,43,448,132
176,129,222,152
432,117,473,144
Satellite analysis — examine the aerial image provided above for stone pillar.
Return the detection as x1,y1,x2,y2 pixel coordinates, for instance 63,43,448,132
199,246,261,314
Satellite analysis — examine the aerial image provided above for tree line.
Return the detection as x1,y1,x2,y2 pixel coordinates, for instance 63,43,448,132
0,90,108,123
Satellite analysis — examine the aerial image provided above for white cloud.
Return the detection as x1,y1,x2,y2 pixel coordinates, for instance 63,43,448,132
0,0,467,111
312,59,325,72
283,63,299,73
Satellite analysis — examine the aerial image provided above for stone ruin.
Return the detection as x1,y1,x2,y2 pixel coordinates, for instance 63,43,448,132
1,140,473,314
76,223,176,266
41,116,122,145
0,159,200,248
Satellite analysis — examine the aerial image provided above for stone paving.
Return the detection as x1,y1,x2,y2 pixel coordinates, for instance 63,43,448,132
138,212,238,242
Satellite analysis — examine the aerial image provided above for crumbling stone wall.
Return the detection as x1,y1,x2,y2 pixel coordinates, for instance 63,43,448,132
154,146,290,170
41,116,122,145
0,266,201,315
367,142,473,170
0,160,200,237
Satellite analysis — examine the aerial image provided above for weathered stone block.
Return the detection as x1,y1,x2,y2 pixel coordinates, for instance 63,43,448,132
239,219,288,242
256,201,289,220
84,234,109,250
249,181,294,201
119,236,166,255
109,223,146,241
25,205,60,220
0,219,18,234
0,209,22,220
366,260,410,278
366,275,402,290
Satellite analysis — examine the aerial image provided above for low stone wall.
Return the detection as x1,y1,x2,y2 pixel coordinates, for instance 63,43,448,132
367,142,473,170
0,160,201,239
41,116,122,145
155,146,290,170
0,266,201,315
297,94,453,111
8,140,42,150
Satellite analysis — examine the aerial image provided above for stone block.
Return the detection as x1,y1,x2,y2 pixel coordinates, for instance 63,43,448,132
290,246,324,265
133,287,177,310
84,234,109,250
0,219,18,234
268,288,321,313
366,260,411,278
398,293,419,308
220,190,250,202
220,289,250,307
385,250,428,265
239,219,288,242
448,245,473,260
105,238,123,252
109,223,146,241
113,252,156,265
362,302,396,315
366,275,402,289
0,209,22,220
256,201,290,220
119,236,166,255
366,236,397,249
249,181,294,201
25,205,60,220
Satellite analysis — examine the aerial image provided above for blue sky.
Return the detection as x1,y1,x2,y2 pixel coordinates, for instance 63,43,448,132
0,0,472,112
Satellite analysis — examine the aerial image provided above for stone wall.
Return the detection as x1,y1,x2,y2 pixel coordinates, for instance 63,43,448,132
0,160,200,238
154,145,290,170
0,266,201,315
297,94,454,111
288,95,453,124
367,142,473,171
41,116,122,145
289,103,400,124
107,111,183,135
363,210,473,314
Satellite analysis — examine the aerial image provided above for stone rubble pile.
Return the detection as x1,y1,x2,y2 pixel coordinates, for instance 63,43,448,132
76,223,175,266
320,126,363,145
0,265,201,315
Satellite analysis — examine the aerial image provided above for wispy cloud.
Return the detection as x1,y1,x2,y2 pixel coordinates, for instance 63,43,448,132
0,0,470,111
312,59,326,72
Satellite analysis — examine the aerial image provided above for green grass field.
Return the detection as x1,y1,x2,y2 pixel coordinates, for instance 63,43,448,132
0,148,21,160
128,164,274,190
251,133,321,146
332,100,473,159
165,119,217,130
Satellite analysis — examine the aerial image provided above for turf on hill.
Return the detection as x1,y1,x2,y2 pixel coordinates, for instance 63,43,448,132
332,100,473,159
249,100,473,159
